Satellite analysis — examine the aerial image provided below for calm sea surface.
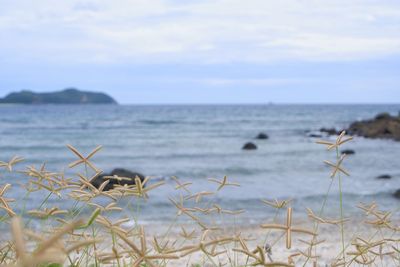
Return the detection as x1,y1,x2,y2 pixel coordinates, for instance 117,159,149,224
1,104,399,225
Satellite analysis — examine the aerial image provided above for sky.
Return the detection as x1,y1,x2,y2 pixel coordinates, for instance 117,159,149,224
0,0,399,104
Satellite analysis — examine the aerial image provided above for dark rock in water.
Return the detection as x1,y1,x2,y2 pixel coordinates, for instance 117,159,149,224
256,132,269,139
308,133,322,138
393,189,400,199
320,127,341,135
376,174,391,179
91,168,145,191
341,149,355,155
375,112,391,120
347,113,400,141
242,142,257,150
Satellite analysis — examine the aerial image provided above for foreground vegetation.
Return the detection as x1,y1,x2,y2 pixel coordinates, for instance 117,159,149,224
0,132,399,266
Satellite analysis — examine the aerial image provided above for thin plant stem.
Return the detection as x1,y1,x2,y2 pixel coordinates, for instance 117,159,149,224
336,147,346,264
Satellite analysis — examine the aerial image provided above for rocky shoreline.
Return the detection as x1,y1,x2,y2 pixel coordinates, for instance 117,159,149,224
319,112,400,141
317,112,400,200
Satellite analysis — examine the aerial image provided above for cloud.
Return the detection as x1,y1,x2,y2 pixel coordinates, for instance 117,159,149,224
0,0,400,64
200,78,305,87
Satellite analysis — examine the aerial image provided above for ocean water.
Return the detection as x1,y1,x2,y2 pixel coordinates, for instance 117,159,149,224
1,104,400,225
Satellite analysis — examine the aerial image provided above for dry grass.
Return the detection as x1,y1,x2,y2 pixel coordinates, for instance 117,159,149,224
0,132,399,266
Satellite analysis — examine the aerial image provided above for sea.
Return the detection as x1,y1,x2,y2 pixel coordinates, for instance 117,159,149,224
0,104,399,226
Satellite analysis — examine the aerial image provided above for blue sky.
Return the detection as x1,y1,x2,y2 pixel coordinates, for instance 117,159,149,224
0,0,399,104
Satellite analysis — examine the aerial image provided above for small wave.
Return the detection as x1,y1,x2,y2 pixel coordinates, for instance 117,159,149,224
0,118,31,124
223,166,261,175
138,119,179,125
300,190,395,201
0,145,63,151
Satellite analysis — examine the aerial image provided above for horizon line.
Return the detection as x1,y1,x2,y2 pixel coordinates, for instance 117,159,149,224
0,102,399,106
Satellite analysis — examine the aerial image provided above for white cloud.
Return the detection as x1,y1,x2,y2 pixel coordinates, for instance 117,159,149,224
0,0,400,64
200,78,305,87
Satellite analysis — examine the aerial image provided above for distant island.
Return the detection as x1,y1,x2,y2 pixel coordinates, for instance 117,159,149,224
0,88,117,104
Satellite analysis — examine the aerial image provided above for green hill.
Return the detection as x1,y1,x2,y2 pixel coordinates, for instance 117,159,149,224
0,88,117,104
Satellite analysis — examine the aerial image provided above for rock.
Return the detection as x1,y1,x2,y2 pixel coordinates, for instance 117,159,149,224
242,142,257,150
319,127,341,135
375,112,391,120
256,132,269,139
308,133,322,138
341,149,355,155
393,189,400,199
347,113,400,141
376,174,391,179
91,168,145,191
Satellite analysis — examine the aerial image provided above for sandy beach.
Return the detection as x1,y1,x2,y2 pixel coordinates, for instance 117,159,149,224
138,217,399,266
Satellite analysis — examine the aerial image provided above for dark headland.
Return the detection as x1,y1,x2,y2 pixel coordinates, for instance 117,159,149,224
0,88,117,104
320,112,400,141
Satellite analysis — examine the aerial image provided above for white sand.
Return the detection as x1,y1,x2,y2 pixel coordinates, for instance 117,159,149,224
143,219,399,267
